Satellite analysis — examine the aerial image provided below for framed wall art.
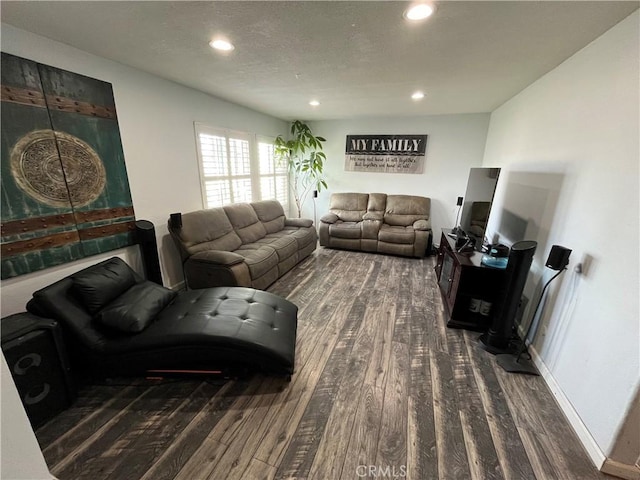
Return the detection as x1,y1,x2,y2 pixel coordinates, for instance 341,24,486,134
344,134,428,174
1,53,136,279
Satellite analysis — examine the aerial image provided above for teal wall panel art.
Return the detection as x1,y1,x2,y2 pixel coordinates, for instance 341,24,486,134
1,53,136,279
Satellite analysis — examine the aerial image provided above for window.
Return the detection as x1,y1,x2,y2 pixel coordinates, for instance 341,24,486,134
195,124,288,211
258,138,289,209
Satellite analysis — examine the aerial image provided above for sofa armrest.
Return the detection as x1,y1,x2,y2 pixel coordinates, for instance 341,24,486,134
285,218,314,228
190,250,244,266
320,213,339,224
412,219,431,231
363,212,383,221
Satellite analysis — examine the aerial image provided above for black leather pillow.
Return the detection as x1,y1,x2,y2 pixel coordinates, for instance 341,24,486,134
95,282,177,333
71,258,137,314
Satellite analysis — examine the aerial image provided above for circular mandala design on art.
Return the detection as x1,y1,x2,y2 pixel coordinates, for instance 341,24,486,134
10,129,106,208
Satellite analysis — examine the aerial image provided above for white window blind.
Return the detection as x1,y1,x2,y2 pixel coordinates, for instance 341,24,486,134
195,124,288,211
258,138,289,210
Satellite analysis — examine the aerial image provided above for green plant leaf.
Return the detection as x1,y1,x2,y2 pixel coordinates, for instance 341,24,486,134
277,120,329,216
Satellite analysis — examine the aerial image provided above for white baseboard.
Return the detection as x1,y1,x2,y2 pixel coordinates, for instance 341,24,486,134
528,345,607,469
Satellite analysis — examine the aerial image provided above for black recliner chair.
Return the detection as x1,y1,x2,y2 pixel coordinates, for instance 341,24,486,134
26,257,298,379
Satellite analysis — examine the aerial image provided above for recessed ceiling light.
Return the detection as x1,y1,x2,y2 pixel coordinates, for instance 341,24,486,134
309,100,320,107
412,91,425,100
404,3,435,21
209,39,235,51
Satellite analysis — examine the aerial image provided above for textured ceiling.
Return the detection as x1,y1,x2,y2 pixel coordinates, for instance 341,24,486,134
1,1,637,120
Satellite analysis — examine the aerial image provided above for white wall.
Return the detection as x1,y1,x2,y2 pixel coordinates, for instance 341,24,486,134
0,24,287,316
483,10,639,462
1,352,54,480
310,114,490,238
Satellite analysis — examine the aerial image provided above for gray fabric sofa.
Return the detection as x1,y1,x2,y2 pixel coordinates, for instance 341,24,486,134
319,193,431,258
169,200,317,289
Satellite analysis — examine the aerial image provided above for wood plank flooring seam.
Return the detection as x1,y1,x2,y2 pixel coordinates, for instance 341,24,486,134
205,378,285,480
255,258,372,469
41,384,142,458
60,381,215,479
103,380,208,480
302,299,374,480
450,330,504,480
137,380,252,480
272,264,374,478
48,385,156,475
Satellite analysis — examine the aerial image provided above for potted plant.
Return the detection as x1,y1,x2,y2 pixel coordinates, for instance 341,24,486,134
274,120,327,218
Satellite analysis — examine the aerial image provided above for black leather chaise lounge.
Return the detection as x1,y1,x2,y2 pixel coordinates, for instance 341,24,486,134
26,257,298,379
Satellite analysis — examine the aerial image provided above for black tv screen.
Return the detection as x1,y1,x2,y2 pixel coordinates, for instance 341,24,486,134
459,168,501,250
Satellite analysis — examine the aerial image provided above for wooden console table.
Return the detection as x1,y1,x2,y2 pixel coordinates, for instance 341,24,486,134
435,229,507,331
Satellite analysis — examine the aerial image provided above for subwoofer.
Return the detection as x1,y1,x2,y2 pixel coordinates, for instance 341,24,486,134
1,313,75,428
135,219,163,285
479,240,537,354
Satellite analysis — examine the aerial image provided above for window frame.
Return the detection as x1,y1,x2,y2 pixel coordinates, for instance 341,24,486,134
194,123,288,211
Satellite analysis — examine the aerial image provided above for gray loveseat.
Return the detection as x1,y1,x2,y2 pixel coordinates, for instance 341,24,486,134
169,200,317,289
319,193,431,258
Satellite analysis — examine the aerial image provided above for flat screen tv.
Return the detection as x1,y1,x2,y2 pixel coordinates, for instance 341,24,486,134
458,168,501,251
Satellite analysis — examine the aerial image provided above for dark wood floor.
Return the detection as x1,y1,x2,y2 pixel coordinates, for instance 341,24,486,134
36,249,612,480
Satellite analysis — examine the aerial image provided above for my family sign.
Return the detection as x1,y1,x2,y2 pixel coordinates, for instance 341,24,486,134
344,134,427,174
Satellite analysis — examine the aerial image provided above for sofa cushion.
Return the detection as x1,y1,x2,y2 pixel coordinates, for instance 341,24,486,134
367,193,387,213
259,235,298,261
238,222,268,244
95,282,177,333
178,209,243,256
252,200,286,234
225,203,268,244
384,195,430,226
329,193,368,222
71,257,137,314
208,232,245,252
329,221,362,239
282,226,318,250
235,245,279,279
179,208,232,246
378,224,416,244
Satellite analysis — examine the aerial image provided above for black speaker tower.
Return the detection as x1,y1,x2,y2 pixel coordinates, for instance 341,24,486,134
135,220,163,285
479,240,537,354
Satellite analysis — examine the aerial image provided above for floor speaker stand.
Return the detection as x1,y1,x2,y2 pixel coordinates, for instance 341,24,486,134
496,267,566,375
